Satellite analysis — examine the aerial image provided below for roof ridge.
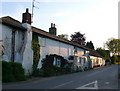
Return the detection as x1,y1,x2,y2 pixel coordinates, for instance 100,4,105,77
0,16,91,51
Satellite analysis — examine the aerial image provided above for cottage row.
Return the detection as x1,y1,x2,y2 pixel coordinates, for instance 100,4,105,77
0,9,105,75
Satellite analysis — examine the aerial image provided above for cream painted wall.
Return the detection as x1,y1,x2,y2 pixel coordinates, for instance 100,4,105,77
90,55,105,67
75,48,84,57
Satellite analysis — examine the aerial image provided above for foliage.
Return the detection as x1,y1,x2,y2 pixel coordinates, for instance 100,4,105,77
110,55,118,64
42,54,67,69
96,47,110,60
58,34,68,40
41,54,72,77
32,32,40,76
110,55,120,64
12,62,26,81
42,67,55,77
71,32,86,46
2,61,26,82
86,41,95,50
106,38,120,55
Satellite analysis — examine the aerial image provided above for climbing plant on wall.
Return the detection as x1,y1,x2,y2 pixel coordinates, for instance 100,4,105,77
32,32,40,76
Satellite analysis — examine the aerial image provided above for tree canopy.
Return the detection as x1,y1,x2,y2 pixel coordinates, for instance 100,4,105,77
96,47,110,60
58,34,68,40
85,41,95,50
106,38,120,55
70,32,86,46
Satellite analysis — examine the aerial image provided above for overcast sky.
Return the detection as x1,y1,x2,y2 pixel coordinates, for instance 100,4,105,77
0,0,119,49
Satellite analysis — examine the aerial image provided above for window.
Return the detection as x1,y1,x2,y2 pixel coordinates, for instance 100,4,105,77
53,57,61,67
56,58,61,67
38,37,46,47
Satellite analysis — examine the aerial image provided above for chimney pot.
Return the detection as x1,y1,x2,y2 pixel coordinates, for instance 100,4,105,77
26,8,29,13
49,23,57,35
22,8,31,25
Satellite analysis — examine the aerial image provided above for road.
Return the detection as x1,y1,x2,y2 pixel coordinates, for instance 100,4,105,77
2,64,119,90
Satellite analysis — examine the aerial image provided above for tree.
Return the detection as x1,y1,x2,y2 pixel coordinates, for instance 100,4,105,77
96,47,110,60
106,38,120,55
58,34,68,40
70,32,86,46
86,41,95,50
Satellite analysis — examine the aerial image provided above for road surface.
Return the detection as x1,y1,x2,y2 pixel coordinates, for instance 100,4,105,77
2,64,119,90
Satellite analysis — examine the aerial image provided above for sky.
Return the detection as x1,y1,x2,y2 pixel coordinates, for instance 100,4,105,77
0,0,119,49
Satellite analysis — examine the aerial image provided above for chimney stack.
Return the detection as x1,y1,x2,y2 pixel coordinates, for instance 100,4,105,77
22,8,31,25
49,23,57,36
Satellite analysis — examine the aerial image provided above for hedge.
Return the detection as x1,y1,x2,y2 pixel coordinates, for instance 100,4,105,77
2,61,26,82
40,54,72,77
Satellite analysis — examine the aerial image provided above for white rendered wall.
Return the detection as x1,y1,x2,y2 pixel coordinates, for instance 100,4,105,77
0,24,2,60
14,30,25,64
1,23,33,75
2,24,12,61
22,23,33,75
37,36,85,69
0,24,2,41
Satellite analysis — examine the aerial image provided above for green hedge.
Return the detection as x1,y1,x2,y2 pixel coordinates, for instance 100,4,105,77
2,61,26,82
31,54,73,77
40,54,72,77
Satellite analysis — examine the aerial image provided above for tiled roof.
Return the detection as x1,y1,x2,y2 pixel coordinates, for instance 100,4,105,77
0,16,102,58
86,47,103,58
0,16,26,30
0,16,86,49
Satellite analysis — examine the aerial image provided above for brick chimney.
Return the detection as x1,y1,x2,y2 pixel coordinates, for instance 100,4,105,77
49,23,57,36
22,8,31,25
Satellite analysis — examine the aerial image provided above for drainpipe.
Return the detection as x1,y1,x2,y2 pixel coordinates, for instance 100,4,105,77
11,30,15,62
73,46,76,71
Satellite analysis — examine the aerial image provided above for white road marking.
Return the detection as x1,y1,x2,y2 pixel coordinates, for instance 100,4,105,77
88,67,112,77
76,80,98,89
51,81,74,89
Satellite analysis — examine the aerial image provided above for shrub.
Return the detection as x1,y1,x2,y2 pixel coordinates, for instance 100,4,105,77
32,32,40,77
110,55,116,64
40,54,74,77
42,67,55,77
2,61,16,82
2,61,26,82
42,54,68,69
11,62,26,81
32,65,40,77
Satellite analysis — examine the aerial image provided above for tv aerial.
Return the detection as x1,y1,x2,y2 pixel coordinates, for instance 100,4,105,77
32,0,39,23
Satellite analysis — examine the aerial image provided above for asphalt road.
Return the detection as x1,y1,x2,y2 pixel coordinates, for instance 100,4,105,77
2,64,119,90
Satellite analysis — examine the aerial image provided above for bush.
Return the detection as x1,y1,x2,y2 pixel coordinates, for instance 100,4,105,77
110,55,118,64
2,61,16,82
42,67,55,77
11,62,26,81
2,61,26,82
31,54,73,77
